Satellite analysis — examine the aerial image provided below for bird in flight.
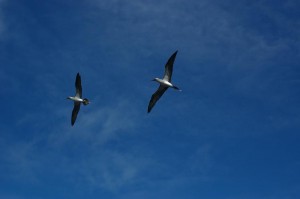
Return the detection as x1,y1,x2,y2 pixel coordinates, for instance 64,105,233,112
148,50,181,113
67,73,90,126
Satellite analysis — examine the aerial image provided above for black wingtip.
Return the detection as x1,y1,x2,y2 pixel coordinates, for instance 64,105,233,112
75,73,81,82
147,106,152,113
169,50,178,61
71,118,75,126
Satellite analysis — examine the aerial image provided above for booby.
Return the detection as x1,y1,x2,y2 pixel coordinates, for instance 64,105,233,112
148,50,181,113
67,73,90,126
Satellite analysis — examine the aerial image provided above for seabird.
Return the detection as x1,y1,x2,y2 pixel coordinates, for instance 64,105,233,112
67,73,90,126
148,50,181,113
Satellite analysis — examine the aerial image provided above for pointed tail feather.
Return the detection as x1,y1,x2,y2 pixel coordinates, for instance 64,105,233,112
173,86,181,91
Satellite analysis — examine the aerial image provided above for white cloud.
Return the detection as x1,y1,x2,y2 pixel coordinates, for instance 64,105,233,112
76,150,152,191
2,1,299,197
0,92,215,192
47,98,140,147
1,96,150,189
87,0,294,68
0,138,40,183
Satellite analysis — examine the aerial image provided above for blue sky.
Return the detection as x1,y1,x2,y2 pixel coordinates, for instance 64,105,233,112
0,0,300,198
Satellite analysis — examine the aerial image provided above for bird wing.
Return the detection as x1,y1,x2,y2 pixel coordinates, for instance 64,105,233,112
148,85,168,113
71,102,81,126
163,50,178,82
75,73,82,98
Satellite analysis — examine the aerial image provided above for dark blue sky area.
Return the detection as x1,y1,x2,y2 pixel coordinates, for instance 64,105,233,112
0,0,300,199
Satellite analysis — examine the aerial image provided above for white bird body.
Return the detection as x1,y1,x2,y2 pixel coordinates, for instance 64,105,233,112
67,96,83,102
153,78,173,88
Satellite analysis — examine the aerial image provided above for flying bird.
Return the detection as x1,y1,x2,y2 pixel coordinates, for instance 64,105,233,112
148,50,181,113
67,73,90,126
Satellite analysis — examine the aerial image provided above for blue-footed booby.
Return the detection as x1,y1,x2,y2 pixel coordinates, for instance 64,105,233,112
67,73,90,126
148,50,181,113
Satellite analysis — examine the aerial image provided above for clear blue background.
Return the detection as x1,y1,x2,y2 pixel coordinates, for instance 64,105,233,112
0,0,300,198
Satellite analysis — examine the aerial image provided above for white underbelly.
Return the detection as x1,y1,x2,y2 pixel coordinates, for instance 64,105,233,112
161,80,173,87
69,96,83,102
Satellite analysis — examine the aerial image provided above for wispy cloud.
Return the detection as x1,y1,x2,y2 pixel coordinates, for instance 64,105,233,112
0,95,149,190
1,1,299,198
0,91,215,193
0,137,39,183
48,98,140,146
75,149,153,191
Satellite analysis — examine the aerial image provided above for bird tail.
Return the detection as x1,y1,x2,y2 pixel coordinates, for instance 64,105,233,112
83,98,90,105
173,86,182,91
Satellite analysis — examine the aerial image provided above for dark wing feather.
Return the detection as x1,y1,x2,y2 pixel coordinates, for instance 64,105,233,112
71,102,81,126
148,85,168,113
75,73,82,98
163,50,178,82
